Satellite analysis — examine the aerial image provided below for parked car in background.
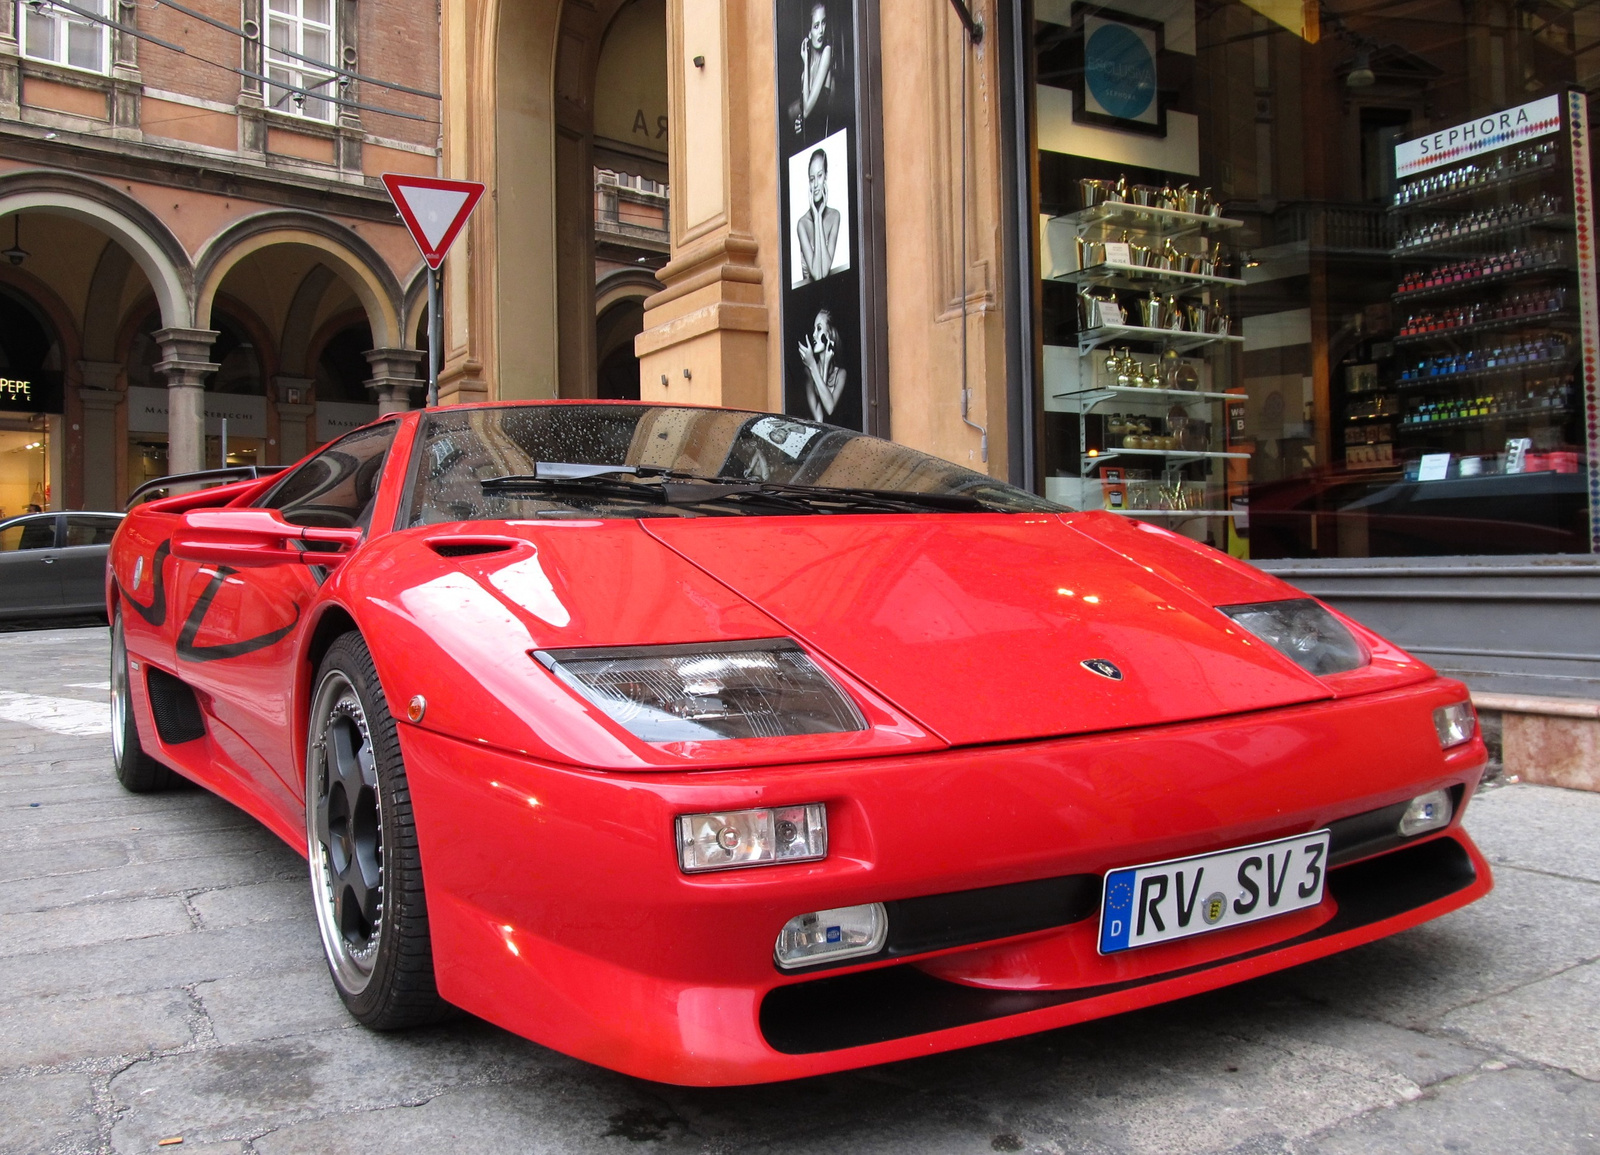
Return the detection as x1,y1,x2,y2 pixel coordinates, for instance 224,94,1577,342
0,511,123,620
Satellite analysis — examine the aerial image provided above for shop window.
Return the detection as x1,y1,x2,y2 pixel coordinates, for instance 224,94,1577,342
1031,1,1593,559
265,0,337,122
19,0,110,73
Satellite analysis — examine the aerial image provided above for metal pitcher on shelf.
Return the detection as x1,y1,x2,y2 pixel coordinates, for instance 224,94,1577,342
1138,293,1166,329
1075,236,1107,271
1079,178,1115,209
1163,294,1185,330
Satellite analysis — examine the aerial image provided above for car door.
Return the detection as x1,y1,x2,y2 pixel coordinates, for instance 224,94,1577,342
0,515,63,617
171,422,401,804
58,514,122,613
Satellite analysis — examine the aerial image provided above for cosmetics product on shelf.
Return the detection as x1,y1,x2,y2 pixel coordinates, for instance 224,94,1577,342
1394,194,1562,252
1394,239,1566,297
1398,378,1574,427
1397,287,1567,337
1395,335,1570,382
1391,139,1559,207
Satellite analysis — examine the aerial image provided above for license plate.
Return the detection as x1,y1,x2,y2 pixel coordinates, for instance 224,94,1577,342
1098,830,1330,954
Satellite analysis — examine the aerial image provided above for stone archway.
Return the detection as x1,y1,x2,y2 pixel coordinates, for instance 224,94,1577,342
446,0,666,402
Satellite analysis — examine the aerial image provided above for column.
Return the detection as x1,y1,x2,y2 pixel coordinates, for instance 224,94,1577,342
364,348,425,415
272,375,315,464
78,362,123,510
109,0,141,139
635,0,770,411
237,0,267,154
154,328,218,477
0,0,19,119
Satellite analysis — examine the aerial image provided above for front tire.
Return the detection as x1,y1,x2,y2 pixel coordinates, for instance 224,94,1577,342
111,609,174,793
306,632,446,1028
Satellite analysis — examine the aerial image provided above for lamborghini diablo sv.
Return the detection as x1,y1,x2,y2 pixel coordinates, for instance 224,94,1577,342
107,402,1491,1085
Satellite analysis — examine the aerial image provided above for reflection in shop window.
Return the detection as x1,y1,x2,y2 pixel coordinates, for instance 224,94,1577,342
1033,0,1595,559
20,0,110,73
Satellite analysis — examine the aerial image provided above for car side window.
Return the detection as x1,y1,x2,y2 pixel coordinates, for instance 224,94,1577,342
65,516,119,547
0,516,56,552
259,422,399,530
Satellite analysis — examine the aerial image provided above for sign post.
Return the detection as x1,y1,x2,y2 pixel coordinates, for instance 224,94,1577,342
380,174,486,407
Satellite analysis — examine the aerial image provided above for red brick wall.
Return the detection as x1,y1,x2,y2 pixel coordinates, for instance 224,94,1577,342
131,0,439,151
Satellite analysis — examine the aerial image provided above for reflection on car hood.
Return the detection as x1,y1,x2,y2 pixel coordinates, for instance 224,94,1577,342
642,514,1332,746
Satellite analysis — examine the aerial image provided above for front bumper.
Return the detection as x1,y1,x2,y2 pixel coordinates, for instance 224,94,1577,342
399,677,1491,1085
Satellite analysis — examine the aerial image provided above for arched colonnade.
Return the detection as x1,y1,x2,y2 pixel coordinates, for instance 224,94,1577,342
0,169,428,508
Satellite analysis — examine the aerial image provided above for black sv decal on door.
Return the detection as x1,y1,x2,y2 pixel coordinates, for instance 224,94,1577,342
117,541,171,627
177,563,302,663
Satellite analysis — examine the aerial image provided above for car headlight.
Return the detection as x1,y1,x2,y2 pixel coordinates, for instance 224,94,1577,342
534,639,867,742
1217,598,1368,676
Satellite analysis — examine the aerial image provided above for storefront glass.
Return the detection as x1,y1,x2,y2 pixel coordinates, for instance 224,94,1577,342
1032,0,1597,557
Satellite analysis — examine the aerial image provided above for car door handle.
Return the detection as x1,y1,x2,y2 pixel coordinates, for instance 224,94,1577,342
40,556,54,564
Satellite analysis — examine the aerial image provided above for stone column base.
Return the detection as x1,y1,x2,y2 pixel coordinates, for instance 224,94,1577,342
1474,692,1600,792
636,234,769,412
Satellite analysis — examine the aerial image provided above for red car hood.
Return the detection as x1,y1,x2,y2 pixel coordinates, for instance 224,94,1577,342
644,514,1332,746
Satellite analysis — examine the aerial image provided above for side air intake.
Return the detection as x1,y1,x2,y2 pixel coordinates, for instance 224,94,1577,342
145,667,207,745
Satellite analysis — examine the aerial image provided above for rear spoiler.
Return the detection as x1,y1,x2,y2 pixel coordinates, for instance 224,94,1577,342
126,465,288,510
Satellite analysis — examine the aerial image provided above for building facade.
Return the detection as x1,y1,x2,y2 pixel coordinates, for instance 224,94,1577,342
453,0,1599,781
0,0,440,512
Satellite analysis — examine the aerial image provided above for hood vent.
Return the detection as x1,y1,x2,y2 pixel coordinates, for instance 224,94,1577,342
429,539,515,558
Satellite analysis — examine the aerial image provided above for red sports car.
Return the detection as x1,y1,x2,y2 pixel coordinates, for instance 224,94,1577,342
108,402,1491,1085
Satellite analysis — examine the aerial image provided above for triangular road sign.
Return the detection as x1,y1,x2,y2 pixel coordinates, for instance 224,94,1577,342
382,174,486,270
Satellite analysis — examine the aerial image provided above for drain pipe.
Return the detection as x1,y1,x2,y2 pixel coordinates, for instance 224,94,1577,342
953,0,987,463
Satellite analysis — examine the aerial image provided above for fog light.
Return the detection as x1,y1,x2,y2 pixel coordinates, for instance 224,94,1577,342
774,903,887,969
677,804,826,873
1399,789,1453,837
1433,701,1476,748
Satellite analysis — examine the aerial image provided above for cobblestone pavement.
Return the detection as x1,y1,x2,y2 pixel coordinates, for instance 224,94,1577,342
1,626,1597,1155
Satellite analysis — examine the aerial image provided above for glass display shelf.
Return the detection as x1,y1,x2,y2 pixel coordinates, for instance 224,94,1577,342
1073,323,1245,355
1051,202,1244,240
1055,383,1236,403
1085,447,1251,461
1051,263,1247,294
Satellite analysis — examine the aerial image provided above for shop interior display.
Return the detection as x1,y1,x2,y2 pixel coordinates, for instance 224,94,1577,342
1043,178,1248,541
1338,133,1586,486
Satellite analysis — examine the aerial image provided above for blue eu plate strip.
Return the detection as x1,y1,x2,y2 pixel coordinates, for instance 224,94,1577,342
1100,869,1136,953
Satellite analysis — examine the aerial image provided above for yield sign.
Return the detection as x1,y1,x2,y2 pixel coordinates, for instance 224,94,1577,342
382,174,485,270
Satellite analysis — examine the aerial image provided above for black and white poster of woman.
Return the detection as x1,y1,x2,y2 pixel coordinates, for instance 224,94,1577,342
788,129,851,286
774,0,866,431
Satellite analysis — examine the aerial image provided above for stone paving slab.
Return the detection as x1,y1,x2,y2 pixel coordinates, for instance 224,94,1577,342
0,626,1596,1155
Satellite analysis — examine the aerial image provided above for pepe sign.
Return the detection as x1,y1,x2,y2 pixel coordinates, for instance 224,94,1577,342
0,372,61,414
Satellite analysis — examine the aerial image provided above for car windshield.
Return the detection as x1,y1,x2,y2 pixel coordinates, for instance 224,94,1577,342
404,404,1061,525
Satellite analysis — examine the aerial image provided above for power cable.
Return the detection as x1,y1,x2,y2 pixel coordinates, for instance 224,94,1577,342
152,0,442,100
34,0,435,121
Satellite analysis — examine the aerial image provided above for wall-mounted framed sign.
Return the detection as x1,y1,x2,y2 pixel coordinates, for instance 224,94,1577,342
0,372,63,416
774,0,889,434
1069,4,1167,138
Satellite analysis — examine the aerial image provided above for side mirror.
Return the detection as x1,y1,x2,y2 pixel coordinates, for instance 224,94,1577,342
172,509,363,568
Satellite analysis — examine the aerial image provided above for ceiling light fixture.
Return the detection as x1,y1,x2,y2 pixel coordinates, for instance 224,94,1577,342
1346,48,1376,88
3,216,27,266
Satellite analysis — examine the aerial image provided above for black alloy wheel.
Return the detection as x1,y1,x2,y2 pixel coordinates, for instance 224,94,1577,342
306,632,446,1028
